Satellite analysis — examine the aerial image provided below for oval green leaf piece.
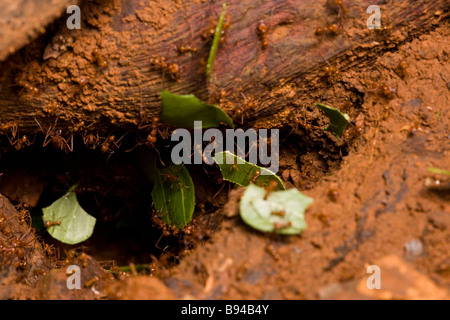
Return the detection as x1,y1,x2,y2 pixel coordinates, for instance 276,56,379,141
42,185,96,245
151,164,195,229
315,103,350,138
213,151,285,190
160,90,234,129
240,184,313,235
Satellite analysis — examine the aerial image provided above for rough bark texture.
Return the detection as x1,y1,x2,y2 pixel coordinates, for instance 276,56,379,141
0,0,447,135
0,0,76,61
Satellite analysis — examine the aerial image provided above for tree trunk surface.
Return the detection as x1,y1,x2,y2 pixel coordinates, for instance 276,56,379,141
0,0,76,61
0,0,447,135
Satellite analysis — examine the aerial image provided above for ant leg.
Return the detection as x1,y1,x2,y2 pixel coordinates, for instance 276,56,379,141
34,118,46,134
42,127,53,148
68,135,74,152
155,233,166,251
6,134,16,146
28,134,36,146
115,132,128,148
212,183,226,199
10,125,18,139
246,139,259,158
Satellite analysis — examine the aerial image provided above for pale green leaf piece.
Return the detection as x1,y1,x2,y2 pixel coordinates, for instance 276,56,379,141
240,184,313,235
428,167,450,176
315,103,350,138
206,3,227,79
42,185,96,245
151,164,195,229
161,90,234,128
213,151,285,190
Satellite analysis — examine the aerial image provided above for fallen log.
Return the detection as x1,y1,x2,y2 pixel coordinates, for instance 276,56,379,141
0,0,447,137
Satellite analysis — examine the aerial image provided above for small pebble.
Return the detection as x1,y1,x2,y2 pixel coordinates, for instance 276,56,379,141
404,239,424,257
292,246,302,254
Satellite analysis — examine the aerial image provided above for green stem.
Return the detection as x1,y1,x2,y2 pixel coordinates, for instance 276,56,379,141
428,167,450,176
206,3,227,81
116,264,150,273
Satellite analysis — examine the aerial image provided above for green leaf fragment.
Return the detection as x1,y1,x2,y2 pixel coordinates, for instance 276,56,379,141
315,103,350,138
42,184,96,245
151,164,195,229
428,167,450,176
239,184,313,235
160,90,234,128
213,151,285,190
206,3,227,79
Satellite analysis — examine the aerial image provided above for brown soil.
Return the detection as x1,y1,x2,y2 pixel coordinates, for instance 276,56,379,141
0,0,449,300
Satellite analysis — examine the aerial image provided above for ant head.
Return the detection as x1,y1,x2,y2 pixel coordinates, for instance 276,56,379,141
257,20,268,33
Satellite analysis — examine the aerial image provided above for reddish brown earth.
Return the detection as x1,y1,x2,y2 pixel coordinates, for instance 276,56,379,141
0,0,449,300
167,26,450,299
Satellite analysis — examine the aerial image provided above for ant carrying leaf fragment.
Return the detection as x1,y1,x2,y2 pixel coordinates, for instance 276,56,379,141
213,151,285,190
42,184,96,245
315,103,350,139
239,184,313,235
151,164,195,229
160,90,234,128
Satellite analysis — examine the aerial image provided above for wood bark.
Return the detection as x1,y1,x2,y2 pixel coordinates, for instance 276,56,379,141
0,0,76,61
0,0,447,135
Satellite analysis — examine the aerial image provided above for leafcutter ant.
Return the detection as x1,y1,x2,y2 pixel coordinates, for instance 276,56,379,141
16,79,39,94
257,20,269,49
44,220,61,228
6,125,33,151
264,180,279,200
150,56,182,81
36,119,73,153
92,48,108,68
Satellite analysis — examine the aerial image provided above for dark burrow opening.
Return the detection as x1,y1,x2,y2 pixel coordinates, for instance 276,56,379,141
0,123,356,272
